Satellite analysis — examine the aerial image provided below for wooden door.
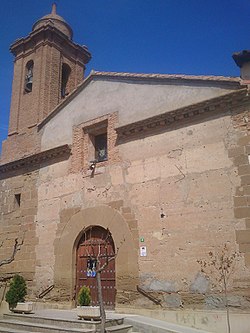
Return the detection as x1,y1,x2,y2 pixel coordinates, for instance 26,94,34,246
76,226,116,308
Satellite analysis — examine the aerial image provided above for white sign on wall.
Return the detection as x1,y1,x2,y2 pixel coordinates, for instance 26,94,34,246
140,246,147,257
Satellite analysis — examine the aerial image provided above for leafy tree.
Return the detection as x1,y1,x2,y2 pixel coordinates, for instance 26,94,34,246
0,235,25,309
78,286,91,306
5,274,27,309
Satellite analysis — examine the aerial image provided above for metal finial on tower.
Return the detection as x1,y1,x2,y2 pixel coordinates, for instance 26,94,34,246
51,3,57,15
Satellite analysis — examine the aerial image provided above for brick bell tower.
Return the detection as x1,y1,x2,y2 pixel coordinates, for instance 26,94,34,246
1,4,91,163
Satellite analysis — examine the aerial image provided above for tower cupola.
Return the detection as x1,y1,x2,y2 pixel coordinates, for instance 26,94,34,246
32,3,73,39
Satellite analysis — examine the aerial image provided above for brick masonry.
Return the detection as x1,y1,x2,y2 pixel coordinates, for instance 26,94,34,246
230,106,250,267
1,20,90,164
70,112,120,174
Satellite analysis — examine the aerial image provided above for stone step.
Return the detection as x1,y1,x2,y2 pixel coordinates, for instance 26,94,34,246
0,327,32,333
105,323,133,333
3,313,123,330
0,325,143,333
0,323,142,333
3,313,96,330
0,318,139,333
0,319,94,333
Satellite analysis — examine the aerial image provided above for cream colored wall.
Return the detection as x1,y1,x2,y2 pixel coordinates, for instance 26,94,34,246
40,79,237,150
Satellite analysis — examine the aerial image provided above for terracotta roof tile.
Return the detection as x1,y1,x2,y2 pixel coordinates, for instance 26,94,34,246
91,70,241,83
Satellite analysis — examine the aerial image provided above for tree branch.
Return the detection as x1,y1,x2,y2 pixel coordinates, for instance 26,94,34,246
96,236,125,273
97,254,116,273
0,235,24,267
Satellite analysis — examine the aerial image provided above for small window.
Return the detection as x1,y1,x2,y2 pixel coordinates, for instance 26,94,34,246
61,63,71,98
24,60,34,93
71,115,118,173
86,122,108,164
14,193,21,208
95,133,107,162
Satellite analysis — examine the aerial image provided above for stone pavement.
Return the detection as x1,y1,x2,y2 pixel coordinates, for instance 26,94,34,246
31,308,211,333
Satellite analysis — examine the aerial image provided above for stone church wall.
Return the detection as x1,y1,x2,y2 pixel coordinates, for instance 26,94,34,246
1,95,250,311
0,170,38,295
31,105,250,309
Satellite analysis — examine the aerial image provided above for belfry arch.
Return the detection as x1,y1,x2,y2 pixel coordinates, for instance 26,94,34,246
54,205,139,307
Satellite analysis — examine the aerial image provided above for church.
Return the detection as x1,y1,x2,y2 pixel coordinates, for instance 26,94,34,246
0,3,250,326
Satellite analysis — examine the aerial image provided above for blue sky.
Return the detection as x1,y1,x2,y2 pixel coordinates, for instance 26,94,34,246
0,0,249,151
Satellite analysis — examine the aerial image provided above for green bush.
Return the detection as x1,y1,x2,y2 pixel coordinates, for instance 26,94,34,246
5,274,27,309
78,285,91,306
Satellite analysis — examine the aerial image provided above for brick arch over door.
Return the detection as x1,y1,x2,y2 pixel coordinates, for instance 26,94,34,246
54,205,139,306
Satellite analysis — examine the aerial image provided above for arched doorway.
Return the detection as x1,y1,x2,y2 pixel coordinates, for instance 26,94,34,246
76,226,116,308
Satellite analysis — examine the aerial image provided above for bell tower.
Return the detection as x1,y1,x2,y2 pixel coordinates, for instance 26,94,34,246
2,4,91,163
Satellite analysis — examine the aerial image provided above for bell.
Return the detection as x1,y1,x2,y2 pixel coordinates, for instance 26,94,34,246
25,76,33,92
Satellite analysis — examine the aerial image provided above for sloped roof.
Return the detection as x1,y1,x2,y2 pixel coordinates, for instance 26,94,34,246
38,70,244,130
91,70,241,83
